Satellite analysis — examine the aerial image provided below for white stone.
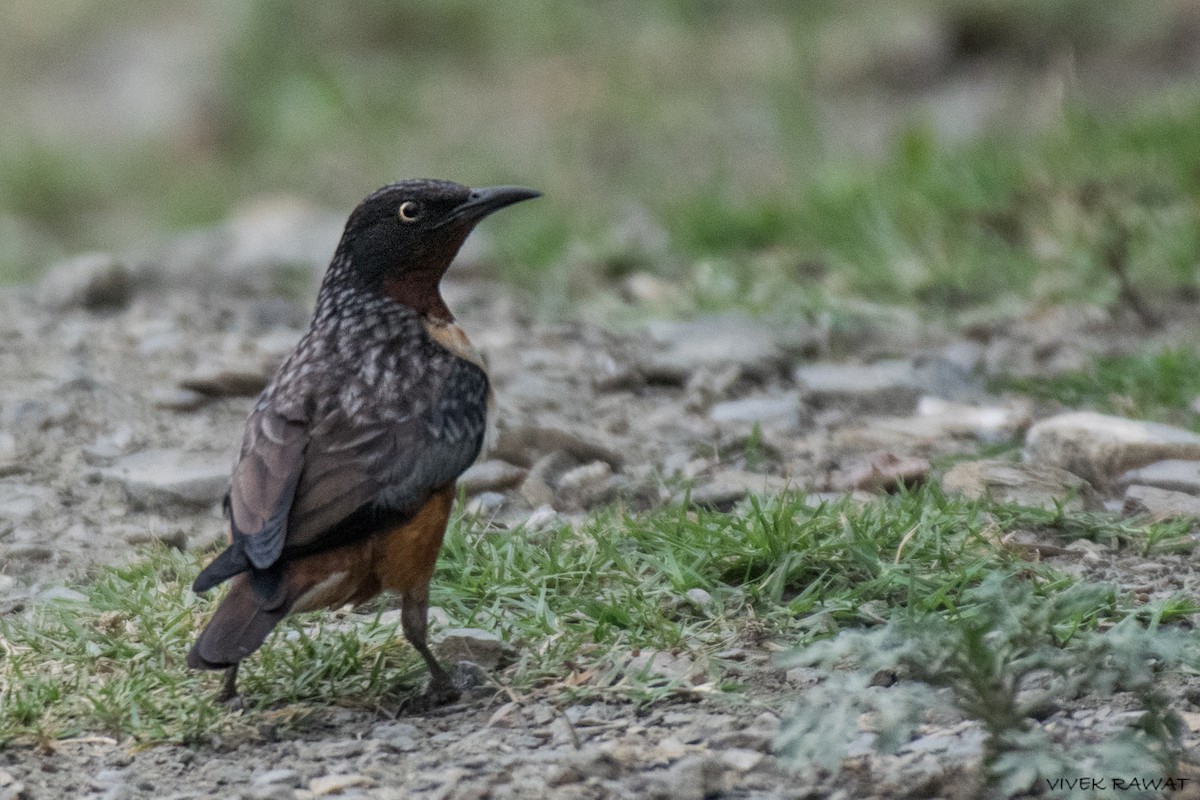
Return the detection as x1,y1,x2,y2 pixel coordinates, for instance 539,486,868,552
1118,459,1200,495
641,316,790,381
916,396,1031,439
459,459,527,494
1025,412,1200,486
308,773,373,796
942,460,1101,511
252,769,301,787
719,748,765,771
1122,485,1200,520
555,460,613,510
522,505,560,533
709,394,801,426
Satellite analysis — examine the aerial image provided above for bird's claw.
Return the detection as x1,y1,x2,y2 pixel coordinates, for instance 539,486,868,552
396,660,486,715
448,659,487,691
397,682,460,716
217,692,245,712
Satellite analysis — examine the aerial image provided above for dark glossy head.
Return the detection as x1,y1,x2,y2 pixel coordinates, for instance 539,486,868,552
335,178,539,316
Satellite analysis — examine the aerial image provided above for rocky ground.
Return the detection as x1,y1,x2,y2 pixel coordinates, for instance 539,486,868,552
3,219,1200,798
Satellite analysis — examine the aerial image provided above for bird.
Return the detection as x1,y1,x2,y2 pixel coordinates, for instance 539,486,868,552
187,179,540,710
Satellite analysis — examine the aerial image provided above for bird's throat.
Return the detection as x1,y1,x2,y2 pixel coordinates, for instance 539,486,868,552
382,271,453,322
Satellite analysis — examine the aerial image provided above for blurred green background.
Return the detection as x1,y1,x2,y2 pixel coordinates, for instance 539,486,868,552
2,0,1199,315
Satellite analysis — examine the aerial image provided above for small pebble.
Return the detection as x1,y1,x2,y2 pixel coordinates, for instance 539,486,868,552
0,782,27,800
36,587,86,603
464,491,505,516
123,527,188,550
150,387,208,412
522,505,559,533
719,748,765,771
4,544,53,562
371,722,421,753
308,773,374,796
253,768,301,787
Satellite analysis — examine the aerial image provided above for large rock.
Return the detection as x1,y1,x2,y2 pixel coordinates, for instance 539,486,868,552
458,459,527,495
686,470,797,511
915,397,1031,441
1122,485,1200,520
639,316,794,382
941,460,1102,511
1117,460,1200,496
829,400,1029,457
555,460,614,511
709,393,802,427
795,360,922,415
828,414,989,456
657,754,728,800
0,484,58,522
433,628,517,670
796,356,979,416
1024,412,1200,487
830,452,930,493
519,450,577,508
102,448,230,510
492,424,623,469
132,198,345,296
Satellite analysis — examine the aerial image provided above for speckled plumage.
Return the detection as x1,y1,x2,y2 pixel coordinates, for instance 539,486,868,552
187,180,539,704
199,262,490,588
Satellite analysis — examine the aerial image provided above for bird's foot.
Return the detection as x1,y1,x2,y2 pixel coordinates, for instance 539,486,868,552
447,659,486,692
397,681,460,716
216,691,245,712
215,665,245,710
396,661,484,715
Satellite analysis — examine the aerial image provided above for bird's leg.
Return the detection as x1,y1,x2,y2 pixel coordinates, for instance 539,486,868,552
216,664,244,709
398,587,460,713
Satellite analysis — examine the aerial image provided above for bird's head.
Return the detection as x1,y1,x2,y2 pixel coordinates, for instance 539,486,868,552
333,178,540,319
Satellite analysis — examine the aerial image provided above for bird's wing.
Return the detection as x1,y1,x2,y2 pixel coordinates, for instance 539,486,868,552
227,400,309,570
284,355,489,552
224,349,488,568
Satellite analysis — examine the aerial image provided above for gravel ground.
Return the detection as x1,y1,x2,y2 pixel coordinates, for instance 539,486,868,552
3,240,1200,798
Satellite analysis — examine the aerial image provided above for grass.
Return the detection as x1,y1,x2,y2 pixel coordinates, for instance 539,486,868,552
503,93,1200,320
2,2,1200,321
1,487,1193,747
995,347,1200,430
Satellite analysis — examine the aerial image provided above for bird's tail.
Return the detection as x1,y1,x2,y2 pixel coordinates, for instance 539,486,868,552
187,571,294,670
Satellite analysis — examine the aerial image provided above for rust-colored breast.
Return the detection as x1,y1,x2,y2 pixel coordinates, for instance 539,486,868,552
285,484,457,614
370,482,455,595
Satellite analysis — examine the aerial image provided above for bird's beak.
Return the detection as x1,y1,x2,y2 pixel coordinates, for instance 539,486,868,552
437,186,541,228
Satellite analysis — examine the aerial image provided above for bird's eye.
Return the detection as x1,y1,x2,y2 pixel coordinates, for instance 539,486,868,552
398,201,421,222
